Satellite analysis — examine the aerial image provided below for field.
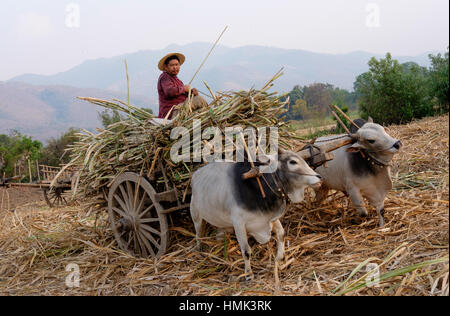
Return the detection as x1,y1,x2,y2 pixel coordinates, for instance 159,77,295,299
0,115,448,296
288,110,359,137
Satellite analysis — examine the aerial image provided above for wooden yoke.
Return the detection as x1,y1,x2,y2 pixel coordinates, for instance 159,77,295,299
239,133,266,199
242,137,354,184
242,167,261,180
297,137,354,169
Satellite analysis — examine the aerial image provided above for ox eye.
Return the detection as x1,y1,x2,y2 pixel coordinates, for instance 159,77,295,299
367,139,376,144
289,160,298,165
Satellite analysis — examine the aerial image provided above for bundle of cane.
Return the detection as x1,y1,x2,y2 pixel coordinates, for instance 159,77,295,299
55,70,292,200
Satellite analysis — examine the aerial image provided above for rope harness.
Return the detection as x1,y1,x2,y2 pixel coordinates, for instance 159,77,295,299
258,169,319,202
360,150,391,168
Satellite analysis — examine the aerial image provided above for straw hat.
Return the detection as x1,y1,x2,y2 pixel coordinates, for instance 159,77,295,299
158,53,186,71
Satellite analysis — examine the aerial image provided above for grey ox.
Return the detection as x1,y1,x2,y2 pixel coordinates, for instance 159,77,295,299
314,118,403,227
190,149,322,280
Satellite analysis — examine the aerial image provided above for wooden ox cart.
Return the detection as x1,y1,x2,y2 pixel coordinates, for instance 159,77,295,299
0,164,75,209
104,136,353,259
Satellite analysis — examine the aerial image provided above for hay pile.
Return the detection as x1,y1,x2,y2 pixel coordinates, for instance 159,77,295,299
0,115,448,296
61,71,290,199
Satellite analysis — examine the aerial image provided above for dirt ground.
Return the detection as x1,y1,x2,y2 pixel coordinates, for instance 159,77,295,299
0,186,45,212
0,115,448,296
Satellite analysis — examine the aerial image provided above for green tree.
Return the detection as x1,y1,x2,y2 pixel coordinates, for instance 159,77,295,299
287,85,304,106
332,87,358,111
39,128,80,167
282,85,304,120
303,83,334,116
331,104,350,133
428,50,449,113
290,99,311,120
98,109,124,128
354,53,431,125
0,131,42,178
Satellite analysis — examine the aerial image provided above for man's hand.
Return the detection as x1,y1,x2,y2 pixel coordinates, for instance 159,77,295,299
184,85,199,96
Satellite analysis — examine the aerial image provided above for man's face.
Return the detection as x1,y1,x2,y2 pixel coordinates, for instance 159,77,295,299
164,59,180,76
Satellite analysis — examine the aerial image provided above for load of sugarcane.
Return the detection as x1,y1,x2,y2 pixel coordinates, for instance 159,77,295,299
56,71,295,198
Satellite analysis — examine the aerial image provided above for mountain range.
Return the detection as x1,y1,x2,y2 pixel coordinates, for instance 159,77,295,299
0,82,154,141
2,42,436,142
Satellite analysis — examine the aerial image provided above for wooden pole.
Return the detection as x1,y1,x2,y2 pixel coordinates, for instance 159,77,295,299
331,111,351,135
6,188,10,211
186,26,228,113
330,104,360,131
1,187,4,213
189,26,228,86
28,159,32,183
36,160,41,184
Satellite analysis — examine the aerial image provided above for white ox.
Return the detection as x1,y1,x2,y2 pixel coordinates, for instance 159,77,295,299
190,149,321,280
315,118,402,227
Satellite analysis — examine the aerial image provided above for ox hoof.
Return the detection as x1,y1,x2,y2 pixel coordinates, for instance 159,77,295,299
195,241,204,252
357,209,368,217
245,272,254,281
276,253,285,262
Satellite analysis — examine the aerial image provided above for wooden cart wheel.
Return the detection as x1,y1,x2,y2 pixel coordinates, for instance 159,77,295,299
108,172,169,258
43,187,69,208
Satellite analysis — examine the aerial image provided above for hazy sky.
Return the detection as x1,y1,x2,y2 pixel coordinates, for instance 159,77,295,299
0,0,448,81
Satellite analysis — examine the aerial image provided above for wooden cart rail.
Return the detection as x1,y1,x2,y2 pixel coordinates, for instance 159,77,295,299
39,164,75,183
1,164,75,209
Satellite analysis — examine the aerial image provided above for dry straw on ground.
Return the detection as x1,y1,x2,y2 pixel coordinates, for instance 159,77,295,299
0,115,448,296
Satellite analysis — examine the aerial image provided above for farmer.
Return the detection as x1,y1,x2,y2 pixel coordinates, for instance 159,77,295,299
157,53,208,119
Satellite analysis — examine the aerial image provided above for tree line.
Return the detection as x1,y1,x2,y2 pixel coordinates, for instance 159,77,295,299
0,107,154,179
355,51,448,124
283,83,358,121
284,50,449,124
0,129,79,180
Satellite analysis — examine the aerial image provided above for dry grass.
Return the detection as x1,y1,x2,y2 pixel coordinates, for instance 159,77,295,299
0,115,448,296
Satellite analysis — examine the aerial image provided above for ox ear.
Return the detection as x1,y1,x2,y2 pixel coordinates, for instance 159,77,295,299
368,116,374,123
346,141,364,152
278,147,287,156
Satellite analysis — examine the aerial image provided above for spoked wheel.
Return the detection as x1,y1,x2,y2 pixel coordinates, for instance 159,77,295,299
43,187,70,208
108,172,168,258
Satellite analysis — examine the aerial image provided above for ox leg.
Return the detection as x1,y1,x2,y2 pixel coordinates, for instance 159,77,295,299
233,220,253,281
347,187,368,218
216,228,225,241
376,204,386,227
272,220,285,262
367,196,386,227
314,185,329,205
190,205,207,250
